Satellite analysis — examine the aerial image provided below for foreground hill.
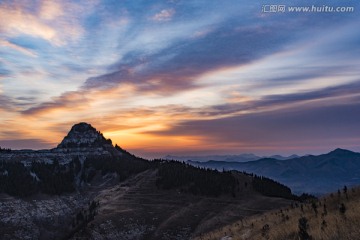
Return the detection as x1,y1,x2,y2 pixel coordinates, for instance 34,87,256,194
188,148,360,195
70,169,292,240
0,122,295,240
194,185,360,240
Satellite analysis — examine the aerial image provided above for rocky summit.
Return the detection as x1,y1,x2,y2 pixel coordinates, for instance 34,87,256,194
57,122,112,149
0,123,118,166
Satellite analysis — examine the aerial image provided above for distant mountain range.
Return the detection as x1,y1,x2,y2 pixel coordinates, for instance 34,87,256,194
187,148,360,195
164,153,300,162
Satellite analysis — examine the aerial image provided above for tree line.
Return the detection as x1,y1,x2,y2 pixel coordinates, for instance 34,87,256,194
0,146,11,152
0,146,152,197
0,160,75,197
154,160,238,197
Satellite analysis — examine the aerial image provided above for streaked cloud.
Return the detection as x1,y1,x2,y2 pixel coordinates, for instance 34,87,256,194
0,2,57,43
144,100,360,156
0,0,85,46
0,39,37,57
21,90,90,116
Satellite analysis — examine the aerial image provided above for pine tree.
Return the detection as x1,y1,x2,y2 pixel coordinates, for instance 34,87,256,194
298,217,311,240
339,203,346,215
343,185,348,200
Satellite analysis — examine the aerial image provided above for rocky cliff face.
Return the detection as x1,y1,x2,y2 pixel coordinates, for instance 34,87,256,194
0,122,119,165
57,122,112,149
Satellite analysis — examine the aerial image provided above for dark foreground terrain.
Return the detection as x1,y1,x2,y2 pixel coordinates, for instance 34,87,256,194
195,186,360,240
72,169,291,240
0,167,292,240
0,123,295,239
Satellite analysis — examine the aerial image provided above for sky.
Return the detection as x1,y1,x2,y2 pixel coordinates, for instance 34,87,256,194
0,0,360,158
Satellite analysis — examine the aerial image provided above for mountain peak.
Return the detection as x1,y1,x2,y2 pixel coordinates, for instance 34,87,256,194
57,122,111,149
328,148,355,155
70,122,96,132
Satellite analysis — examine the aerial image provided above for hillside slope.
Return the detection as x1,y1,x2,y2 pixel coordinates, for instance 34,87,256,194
194,185,360,240
71,169,292,240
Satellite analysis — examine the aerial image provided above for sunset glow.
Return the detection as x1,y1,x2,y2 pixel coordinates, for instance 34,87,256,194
1,0,360,158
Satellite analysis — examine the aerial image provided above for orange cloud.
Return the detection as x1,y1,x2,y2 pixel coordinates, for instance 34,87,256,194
39,0,64,20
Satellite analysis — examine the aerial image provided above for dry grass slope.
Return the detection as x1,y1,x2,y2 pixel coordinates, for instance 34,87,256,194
193,186,360,240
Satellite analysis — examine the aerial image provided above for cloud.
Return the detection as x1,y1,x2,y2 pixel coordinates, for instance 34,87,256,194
0,62,12,78
83,20,298,95
145,100,360,155
204,81,360,118
152,9,175,21
39,0,64,20
259,80,360,107
0,39,38,57
20,83,139,117
0,2,57,43
0,93,43,111
192,28,213,39
79,3,360,98
0,0,85,46
0,94,14,110
130,80,360,155
263,66,354,86
21,91,89,115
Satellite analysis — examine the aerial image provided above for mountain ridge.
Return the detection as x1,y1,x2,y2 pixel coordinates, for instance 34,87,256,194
164,153,300,163
187,148,360,195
